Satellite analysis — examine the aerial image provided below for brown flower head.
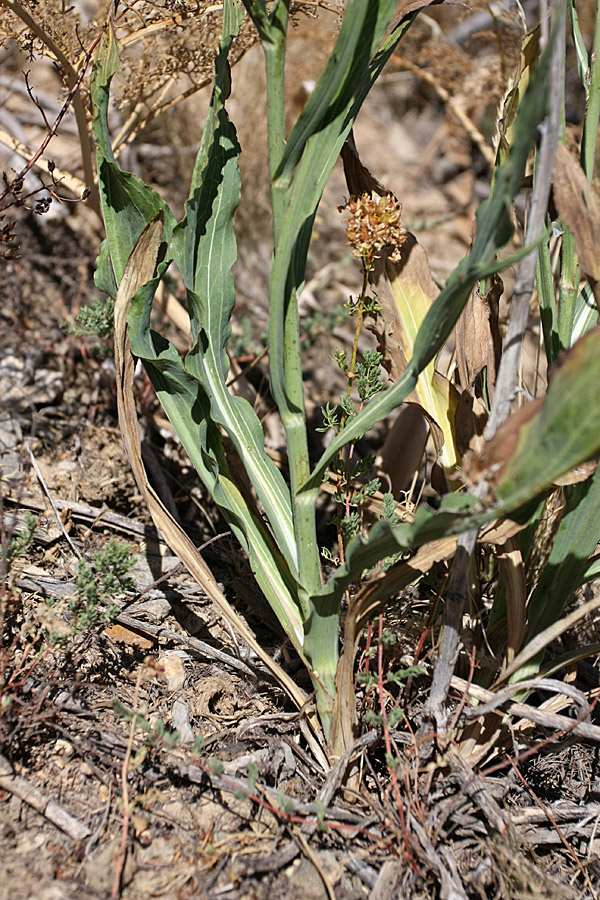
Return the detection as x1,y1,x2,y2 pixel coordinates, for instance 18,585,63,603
339,191,408,264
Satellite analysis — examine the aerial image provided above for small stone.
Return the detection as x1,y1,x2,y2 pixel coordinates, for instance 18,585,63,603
161,653,187,691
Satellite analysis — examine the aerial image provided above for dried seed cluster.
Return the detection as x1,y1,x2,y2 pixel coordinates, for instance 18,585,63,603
340,191,408,264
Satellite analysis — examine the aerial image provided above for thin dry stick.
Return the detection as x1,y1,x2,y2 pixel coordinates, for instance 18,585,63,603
424,8,565,735
0,36,99,212
389,55,496,168
0,0,99,214
0,128,88,197
452,675,600,743
111,663,146,899
0,753,91,841
27,442,82,560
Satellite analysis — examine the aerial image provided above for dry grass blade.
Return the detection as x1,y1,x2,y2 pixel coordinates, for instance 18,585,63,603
112,215,316,738
497,535,526,667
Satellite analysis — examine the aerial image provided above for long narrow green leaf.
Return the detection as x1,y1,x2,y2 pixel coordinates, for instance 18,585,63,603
171,0,298,577
536,235,558,365
275,1,393,186
265,0,439,610
568,0,590,96
571,282,599,344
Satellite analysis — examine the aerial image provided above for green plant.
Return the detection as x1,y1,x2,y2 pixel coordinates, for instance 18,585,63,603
44,538,134,645
93,0,600,753
0,512,37,575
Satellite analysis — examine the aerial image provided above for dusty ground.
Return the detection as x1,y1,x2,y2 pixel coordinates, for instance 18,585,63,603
2,2,600,898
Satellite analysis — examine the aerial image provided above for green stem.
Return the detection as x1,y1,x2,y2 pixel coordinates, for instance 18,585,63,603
262,1,290,246
536,238,558,365
581,0,600,181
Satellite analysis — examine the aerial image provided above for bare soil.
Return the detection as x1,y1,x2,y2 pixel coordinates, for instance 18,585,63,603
2,4,600,899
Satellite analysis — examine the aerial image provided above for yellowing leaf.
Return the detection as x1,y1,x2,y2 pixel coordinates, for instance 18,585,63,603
370,238,461,474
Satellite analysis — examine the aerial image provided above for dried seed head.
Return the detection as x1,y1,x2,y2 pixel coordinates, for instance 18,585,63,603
339,191,408,264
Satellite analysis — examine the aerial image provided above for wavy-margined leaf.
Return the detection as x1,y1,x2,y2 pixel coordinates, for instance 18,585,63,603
91,22,176,291
126,277,305,649
170,0,298,578
114,216,307,703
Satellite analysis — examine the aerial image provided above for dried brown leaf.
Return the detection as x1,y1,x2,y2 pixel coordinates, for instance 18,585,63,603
454,390,488,457
462,397,543,488
553,141,600,282
497,536,526,666
455,276,502,397
376,403,429,497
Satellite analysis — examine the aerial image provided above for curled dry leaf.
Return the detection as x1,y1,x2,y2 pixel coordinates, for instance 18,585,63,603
454,276,502,400
454,390,488,457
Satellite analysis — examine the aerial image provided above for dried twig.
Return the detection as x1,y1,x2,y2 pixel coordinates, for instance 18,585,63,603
452,675,600,743
26,442,82,560
0,752,91,841
0,127,88,197
0,2,99,213
111,661,149,900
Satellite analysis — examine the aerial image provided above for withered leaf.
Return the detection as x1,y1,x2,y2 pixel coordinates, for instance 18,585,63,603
553,141,600,282
341,135,460,475
455,276,502,399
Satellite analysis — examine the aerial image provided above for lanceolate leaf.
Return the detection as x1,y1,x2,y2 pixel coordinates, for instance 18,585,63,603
170,0,298,576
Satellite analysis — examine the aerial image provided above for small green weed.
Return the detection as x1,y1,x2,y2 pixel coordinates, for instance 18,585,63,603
62,297,115,357
0,512,37,576
44,538,134,645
